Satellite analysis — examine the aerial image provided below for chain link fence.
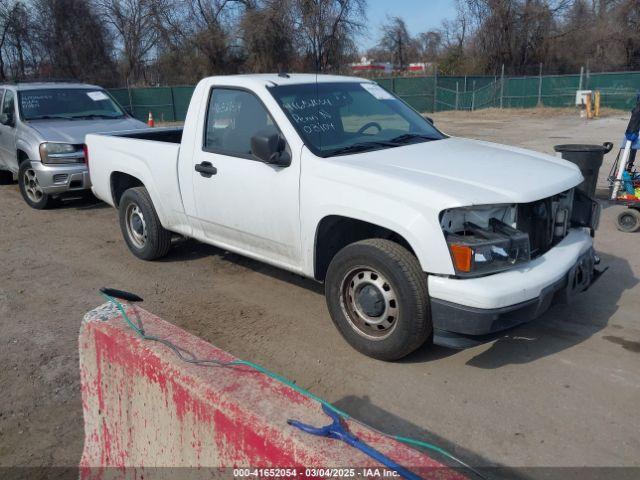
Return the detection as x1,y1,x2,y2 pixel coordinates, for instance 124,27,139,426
109,71,640,122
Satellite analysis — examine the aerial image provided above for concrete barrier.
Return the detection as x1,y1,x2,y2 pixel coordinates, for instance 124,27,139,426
79,302,465,478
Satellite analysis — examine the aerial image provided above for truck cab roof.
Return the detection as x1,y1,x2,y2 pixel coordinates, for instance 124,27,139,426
203,73,367,88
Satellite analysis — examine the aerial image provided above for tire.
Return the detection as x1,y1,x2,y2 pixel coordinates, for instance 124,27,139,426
616,208,640,233
18,162,56,209
0,170,13,185
325,238,432,360
119,187,172,260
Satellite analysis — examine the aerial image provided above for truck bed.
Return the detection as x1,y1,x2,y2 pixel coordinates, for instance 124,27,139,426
116,127,183,144
86,128,188,234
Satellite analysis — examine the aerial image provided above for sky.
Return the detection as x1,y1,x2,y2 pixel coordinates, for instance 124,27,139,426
358,0,457,52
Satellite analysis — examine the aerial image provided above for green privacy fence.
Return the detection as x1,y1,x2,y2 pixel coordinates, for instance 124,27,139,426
386,71,640,112
423,71,639,112
108,71,640,121
109,86,196,122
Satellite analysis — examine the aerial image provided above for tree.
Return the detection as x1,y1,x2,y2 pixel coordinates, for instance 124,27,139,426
241,0,296,72
0,2,16,80
616,0,640,69
183,0,249,74
34,0,117,85
417,30,443,62
377,16,416,70
96,0,161,84
294,0,366,72
0,1,34,80
436,0,573,75
3,0,640,87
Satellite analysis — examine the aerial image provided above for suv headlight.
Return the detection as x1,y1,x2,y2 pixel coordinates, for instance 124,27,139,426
441,205,531,277
39,142,84,164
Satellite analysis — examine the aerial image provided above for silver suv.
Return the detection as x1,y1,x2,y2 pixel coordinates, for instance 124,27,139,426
0,82,147,209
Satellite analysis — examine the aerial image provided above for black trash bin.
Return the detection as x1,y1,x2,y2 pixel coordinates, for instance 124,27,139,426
553,142,613,198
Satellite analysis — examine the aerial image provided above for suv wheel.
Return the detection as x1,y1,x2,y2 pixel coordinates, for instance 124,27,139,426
325,238,432,360
18,162,55,209
119,187,172,260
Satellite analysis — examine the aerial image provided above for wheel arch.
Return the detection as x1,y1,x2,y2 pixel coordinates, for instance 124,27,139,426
110,171,144,207
313,215,418,281
17,149,30,164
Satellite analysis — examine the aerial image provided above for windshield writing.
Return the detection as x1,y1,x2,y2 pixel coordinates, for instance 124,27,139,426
19,89,125,120
269,82,444,157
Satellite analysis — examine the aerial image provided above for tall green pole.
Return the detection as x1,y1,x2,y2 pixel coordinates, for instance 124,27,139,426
455,82,459,110
433,64,438,113
500,64,505,109
471,80,476,111
537,63,543,106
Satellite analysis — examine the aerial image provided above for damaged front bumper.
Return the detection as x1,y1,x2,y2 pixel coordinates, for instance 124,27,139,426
428,229,604,349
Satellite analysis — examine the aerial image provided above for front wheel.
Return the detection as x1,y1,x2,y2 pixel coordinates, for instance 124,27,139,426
118,187,172,260
18,162,55,209
325,239,432,360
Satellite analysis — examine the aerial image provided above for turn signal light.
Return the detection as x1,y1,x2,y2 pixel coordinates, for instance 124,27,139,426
449,244,472,272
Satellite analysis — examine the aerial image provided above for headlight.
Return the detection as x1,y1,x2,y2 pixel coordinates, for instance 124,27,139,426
39,143,84,164
441,205,531,277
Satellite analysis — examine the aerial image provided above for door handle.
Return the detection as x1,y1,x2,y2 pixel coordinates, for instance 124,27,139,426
195,161,217,178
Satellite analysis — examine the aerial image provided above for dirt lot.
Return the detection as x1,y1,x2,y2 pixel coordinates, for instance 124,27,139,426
1,109,639,477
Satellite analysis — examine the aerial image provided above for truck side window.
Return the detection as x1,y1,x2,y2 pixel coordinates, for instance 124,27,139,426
204,88,276,158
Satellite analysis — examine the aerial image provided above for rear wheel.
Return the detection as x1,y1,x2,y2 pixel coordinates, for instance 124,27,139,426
616,208,640,233
18,162,55,209
0,170,13,185
119,187,172,260
325,239,432,360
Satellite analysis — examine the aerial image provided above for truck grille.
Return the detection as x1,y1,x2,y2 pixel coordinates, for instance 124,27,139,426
517,190,574,258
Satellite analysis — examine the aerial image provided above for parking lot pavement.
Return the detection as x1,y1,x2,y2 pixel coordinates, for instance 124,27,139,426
0,110,638,475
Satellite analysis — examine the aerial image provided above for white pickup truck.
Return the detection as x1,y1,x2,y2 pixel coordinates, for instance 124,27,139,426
87,74,602,360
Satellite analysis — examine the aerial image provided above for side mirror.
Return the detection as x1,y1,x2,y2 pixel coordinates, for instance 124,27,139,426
251,130,291,167
425,116,434,124
124,107,134,117
0,112,14,127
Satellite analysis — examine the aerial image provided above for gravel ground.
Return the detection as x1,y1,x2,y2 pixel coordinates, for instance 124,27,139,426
0,108,638,478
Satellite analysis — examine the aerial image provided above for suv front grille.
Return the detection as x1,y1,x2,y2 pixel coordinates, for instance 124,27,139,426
53,174,69,184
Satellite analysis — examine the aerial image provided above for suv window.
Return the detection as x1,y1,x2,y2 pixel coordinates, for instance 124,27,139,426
2,90,15,116
204,88,277,157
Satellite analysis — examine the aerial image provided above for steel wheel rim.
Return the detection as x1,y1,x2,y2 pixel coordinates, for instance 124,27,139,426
340,266,399,340
125,203,147,249
23,169,43,203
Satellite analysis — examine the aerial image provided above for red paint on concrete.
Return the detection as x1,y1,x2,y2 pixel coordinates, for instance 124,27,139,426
79,303,466,478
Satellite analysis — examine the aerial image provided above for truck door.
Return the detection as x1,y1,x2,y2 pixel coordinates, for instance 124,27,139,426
190,87,302,270
0,89,18,172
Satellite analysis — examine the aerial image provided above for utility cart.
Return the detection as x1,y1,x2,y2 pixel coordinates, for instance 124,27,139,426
609,96,640,233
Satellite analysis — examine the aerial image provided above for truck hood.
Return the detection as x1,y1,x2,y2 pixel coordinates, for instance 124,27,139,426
329,137,583,207
27,117,148,144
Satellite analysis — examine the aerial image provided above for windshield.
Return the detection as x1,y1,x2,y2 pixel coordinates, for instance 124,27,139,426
18,88,125,120
269,82,444,157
